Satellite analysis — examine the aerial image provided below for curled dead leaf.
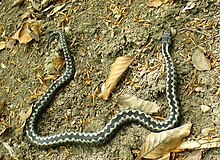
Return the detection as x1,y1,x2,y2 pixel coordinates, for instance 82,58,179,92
98,56,134,100
141,123,192,159
19,22,32,43
118,94,160,114
11,19,41,44
11,22,32,44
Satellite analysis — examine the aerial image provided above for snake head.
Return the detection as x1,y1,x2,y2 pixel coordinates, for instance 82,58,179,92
162,30,172,45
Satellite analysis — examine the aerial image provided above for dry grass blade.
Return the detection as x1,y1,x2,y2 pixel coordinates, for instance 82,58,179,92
141,123,192,159
98,56,134,100
118,94,160,114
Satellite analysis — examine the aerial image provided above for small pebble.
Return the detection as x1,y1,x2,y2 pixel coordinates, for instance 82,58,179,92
1,63,6,69
200,105,211,113
201,128,211,136
195,86,206,92
192,48,211,71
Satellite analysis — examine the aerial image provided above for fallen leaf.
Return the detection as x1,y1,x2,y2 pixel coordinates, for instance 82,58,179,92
141,123,192,159
11,22,32,44
118,94,160,114
98,56,134,100
19,22,32,43
0,41,6,50
146,0,162,7
11,19,41,44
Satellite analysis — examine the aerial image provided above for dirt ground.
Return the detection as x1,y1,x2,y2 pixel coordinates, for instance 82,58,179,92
0,0,220,159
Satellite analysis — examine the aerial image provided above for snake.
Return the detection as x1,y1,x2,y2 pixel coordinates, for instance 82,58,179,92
26,29,180,147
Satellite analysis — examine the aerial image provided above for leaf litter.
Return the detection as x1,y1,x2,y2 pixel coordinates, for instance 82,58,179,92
98,56,134,100
140,123,192,159
118,93,160,114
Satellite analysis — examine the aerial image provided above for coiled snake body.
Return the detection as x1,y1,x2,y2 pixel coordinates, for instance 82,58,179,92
26,30,180,147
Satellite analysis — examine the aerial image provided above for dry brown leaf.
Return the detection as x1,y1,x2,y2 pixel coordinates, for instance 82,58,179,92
146,0,163,7
11,22,32,44
118,94,160,114
98,56,134,100
11,20,41,44
0,41,6,50
19,22,32,44
141,123,192,159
